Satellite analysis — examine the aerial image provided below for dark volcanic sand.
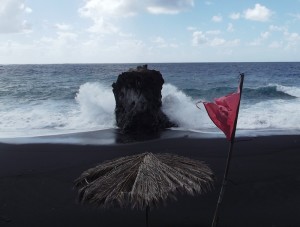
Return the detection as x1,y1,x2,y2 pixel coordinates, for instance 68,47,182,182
0,132,299,227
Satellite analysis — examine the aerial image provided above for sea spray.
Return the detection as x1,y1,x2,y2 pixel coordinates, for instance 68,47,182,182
161,84,214,130
74,82,116,128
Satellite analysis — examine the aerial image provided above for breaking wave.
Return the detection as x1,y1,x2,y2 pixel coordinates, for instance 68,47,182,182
0,82,299,138
184,84,299,100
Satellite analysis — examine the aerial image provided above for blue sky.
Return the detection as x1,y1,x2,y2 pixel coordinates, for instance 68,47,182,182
1,0,300,64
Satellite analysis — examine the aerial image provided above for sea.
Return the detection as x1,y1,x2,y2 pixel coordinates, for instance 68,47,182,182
0,62,300,140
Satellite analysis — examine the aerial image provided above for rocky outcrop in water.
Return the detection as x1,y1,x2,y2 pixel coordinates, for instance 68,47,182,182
112,65,176,133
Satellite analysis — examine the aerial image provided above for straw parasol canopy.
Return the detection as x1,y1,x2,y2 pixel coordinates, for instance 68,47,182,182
74,152,214,210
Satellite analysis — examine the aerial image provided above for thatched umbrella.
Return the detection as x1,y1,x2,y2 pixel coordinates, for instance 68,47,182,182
74,152,214,226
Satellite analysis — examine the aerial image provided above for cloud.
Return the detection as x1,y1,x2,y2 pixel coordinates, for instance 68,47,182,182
284,31,300,49
227,23,234,32
0,0,32,33
54,23,72,31
187,26,197,31
79,0,194,18
244,4,273,22
205,1,213,6
151,36,179,48
192,30,239,47
79,0,195,34
212,15,222,22
269,25,287,32
269,41,282,49
210,38,225,46
248,31,270,46
206,30,221,35
86,18,119,34
289,13,300,20
229,12,240,20
192,31,207,46
78,0,139,19
152,36,168,47
261,31,270,39
0,30,80,63
146,0,194,14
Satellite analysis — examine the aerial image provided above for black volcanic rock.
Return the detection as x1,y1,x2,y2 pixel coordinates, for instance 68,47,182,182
112,65,176,133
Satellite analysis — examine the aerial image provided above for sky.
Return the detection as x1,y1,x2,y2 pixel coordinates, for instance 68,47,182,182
1,0,300,64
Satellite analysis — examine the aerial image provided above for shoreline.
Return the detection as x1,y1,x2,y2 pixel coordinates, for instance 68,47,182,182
1,128,299,145
0,133,299,226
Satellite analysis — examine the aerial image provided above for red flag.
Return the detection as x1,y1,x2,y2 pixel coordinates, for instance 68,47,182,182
203,76,243,141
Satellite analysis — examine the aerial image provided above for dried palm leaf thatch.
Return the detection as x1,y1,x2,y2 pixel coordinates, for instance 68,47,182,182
74,152,214,210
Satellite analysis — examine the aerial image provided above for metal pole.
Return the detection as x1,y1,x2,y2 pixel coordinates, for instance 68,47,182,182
211,74,244,227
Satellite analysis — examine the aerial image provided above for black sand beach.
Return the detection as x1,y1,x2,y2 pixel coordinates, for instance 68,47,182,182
0,131,299,227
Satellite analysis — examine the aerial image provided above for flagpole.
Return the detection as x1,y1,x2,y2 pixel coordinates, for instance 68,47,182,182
211,74,244,227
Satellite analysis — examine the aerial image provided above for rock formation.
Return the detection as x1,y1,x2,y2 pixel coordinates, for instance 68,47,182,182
112,65,176,133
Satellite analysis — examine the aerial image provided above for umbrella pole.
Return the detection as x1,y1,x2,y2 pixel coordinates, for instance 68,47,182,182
146,206,149,227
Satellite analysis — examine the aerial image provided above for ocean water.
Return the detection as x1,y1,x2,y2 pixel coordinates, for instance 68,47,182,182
0,62,300,138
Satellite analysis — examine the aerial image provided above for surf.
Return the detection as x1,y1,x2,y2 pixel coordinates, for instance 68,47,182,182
0,82,299,138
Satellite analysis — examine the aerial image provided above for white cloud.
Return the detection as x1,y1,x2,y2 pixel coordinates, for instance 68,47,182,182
86,18,119,34
269,25,287,32
0,31,151,64
210,38,225,46
192,30,239,48
192,31,207,46
147,6,178,14
78,0,139,19
0,30,80,63
226,39,240,47
205,1,213,6
54,23,72,31
79,0,195,34
227,23,234,32
212,15,222,22
146,0,194,14
285,32,300,42
79,0,194,18
289,13,300,20
78,0,138,34
151,36,179,48
229,12,240,20
244,4,273,22
248,31,270,46
40,32,78,50
284,31,300,49
0,0,32,33
206,30,221,35
152,36,167,47
265,25,300,50
269,41,281,49
187,26,197,31
248,39,261,46
261,31,270,39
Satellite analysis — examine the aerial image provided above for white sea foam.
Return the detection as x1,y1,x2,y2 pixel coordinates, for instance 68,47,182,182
0,82,299,138
0,82,116,138
162,84,300,132
161,84,214,129
73,82,116,129
238,99,300,130
273,84,300,98
0,100,75,138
